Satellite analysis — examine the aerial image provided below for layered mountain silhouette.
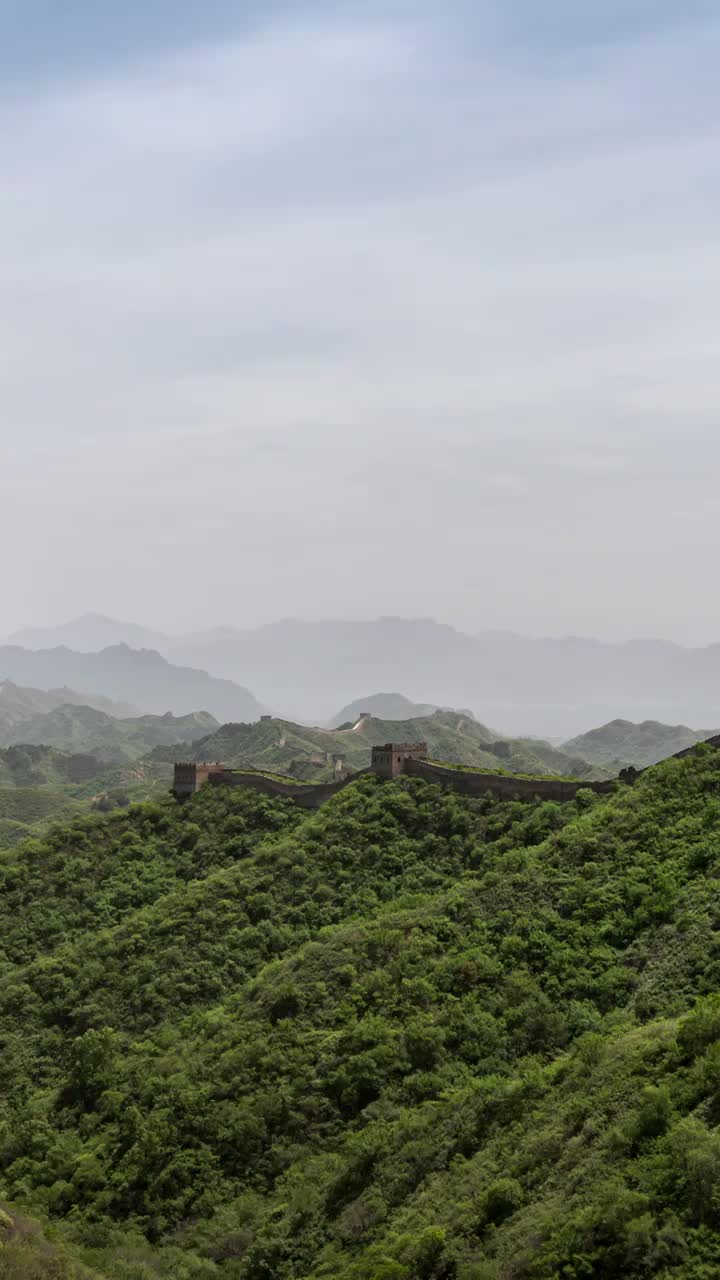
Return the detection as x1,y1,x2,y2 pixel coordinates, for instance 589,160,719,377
9,615,720,735
0,679,137,728
0,643,263,723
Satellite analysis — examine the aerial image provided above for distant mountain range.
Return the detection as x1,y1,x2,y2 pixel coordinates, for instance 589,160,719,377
156,710,610,783
563,719,719,769
0,703,219,762
0,679,137,728
10,613,720,736
10,614,166,653
0,644,263,724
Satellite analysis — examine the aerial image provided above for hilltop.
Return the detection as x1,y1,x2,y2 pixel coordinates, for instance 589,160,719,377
0,703,219,761
172,709,608,781
2,746,720,1276
564,718,718,768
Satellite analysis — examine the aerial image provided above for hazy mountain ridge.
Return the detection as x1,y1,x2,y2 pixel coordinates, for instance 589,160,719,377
0,642,263,723
563,717,719,768
0,678,137,727
12,614,720,734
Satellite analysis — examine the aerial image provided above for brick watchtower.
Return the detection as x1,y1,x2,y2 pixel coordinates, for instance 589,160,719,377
172,762,226,797
371,742,428,779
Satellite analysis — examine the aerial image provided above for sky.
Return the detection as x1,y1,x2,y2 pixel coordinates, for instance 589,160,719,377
2,0,720,642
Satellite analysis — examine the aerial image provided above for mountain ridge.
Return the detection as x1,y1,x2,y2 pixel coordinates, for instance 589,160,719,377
0,642,264,723
11,614,720,734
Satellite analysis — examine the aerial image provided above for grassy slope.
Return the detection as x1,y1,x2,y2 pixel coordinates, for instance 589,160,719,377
0,749,720,1277
181,711,610,781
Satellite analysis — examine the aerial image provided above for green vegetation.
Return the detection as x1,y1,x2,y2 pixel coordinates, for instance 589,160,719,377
0,746,171,848
0,1203,99,1278
0,681,136,734
564,718,717,770
424,758,599,783
2,745,720,1276
165,711,611,783
0,705,219,762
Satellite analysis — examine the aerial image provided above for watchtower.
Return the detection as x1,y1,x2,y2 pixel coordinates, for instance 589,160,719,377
172,762,226,798
371,742,428,779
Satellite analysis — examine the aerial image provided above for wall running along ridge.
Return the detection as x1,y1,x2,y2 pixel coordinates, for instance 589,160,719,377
173,734,720,808
402,758,616,801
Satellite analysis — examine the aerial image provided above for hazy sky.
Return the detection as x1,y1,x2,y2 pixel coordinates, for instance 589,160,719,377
2,1,720,642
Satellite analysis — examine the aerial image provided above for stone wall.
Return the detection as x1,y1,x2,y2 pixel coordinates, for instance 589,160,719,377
207,768,367,809
404,757,617,802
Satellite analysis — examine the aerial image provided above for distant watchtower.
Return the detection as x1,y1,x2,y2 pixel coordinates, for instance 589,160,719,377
371,742,428,779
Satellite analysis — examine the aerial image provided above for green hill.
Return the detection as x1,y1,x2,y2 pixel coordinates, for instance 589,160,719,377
2,746,720,1276
564,718,718,769
0,679,136,731
0,703,219,761
0,745,172,848
174,710,609,781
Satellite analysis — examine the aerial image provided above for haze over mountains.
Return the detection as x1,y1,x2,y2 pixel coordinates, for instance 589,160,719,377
0,641,263,724
0,679,137,727
10,613,720,736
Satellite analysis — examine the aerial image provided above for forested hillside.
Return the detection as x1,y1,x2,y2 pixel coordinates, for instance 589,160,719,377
0,704,219,761
2,746,720,1277
0,746,171,848
564,719,716,769
171,711,607,781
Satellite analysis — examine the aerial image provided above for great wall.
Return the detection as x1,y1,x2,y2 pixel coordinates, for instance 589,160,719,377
170,735,717,809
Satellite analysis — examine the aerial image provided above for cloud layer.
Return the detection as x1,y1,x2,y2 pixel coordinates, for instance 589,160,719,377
2,2,720,640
